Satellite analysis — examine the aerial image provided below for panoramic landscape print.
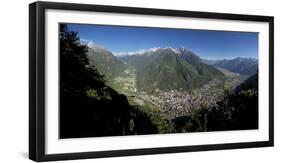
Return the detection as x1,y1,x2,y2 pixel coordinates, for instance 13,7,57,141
59,23,259,139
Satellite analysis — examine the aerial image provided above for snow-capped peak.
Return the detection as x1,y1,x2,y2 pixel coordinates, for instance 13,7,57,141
113,47,182,56
88,42,107,51
80,39,107,52
163,47,181,54
234,57,258,62
113,47,160,56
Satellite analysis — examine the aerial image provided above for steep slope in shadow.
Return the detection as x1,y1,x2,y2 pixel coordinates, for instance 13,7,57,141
59,24,157,138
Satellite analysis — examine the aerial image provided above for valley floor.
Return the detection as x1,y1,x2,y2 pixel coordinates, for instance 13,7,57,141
106,67,249,120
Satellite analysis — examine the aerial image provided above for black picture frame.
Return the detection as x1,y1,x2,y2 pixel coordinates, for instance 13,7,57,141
29,1,274,162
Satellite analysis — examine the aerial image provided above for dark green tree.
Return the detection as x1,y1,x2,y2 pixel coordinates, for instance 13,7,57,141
59,24,157,138
60,24,105,97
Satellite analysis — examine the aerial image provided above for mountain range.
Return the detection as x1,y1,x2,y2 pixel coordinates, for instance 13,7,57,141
86,44,225,92
124,48,224,91
85,43,256,93
204,57,258,75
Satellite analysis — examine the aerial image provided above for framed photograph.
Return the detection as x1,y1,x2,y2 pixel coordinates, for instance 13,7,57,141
29,1,274,162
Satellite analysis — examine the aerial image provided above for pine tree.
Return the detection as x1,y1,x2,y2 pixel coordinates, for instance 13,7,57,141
60,24,105,97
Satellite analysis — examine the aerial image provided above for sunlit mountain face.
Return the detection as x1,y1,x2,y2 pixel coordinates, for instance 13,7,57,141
60,24,259,138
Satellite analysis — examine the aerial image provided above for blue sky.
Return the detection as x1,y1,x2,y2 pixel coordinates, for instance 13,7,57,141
67,23,258,60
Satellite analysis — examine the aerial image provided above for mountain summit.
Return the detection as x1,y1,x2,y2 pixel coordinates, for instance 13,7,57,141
86,45,225,92
123,47,225,91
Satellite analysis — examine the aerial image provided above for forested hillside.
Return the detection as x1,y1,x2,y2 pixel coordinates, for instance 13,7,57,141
60,24,259,138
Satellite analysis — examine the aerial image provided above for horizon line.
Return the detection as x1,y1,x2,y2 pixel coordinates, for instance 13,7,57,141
81,38,258,60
